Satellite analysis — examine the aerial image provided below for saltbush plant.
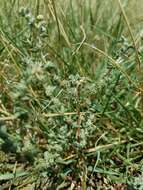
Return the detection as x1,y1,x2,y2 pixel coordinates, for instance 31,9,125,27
0,0,143,189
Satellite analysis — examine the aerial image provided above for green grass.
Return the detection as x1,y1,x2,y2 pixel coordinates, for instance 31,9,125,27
0,0,143,189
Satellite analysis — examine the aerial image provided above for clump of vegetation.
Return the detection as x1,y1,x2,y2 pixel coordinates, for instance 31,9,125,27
0,0,143,189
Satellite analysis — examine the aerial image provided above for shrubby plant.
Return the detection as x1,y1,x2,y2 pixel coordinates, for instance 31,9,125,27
0,0,143,189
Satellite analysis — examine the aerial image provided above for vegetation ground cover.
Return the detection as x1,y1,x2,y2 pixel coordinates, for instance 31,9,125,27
0,0,143,189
